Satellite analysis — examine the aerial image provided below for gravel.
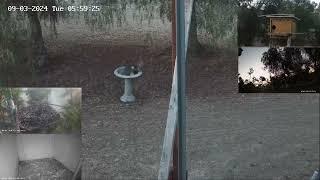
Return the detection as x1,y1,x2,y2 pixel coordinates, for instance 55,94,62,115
18,158,73,180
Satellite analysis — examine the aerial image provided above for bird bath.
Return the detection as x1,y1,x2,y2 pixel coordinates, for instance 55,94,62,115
114,65,143,103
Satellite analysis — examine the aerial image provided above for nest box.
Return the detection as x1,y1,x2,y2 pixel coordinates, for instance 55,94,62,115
260,14,300,39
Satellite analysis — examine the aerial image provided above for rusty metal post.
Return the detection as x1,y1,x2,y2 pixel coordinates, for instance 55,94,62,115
172,0,177,72
170,0,179,178
169,129,179,180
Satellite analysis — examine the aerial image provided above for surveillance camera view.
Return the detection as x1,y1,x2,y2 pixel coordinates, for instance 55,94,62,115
0,134,81,180
0,0,319,179
238,0,320,46
238,47,320,93
0,88,81,133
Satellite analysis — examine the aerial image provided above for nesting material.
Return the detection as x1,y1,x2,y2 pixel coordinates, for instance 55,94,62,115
17,104,60,132
18,158,73,180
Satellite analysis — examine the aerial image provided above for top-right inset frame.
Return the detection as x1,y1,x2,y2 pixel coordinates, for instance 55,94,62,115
238,0,320,47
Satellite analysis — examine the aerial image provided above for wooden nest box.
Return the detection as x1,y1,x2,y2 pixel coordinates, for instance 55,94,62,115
260,14,300,39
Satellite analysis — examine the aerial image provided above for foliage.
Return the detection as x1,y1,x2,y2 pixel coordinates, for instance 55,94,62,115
55,101,81,133
239,71,319,92
71,0,170,30
261,48,286,76
0,1,30,83
238,5,261,45
55,88,81,133
0,88,22,121
196,0,237,48
0,0,62,82
248,67,254,79
0,0,238,63
261,47,318,76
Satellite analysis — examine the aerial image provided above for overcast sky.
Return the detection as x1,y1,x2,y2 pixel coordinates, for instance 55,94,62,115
238,47,270,81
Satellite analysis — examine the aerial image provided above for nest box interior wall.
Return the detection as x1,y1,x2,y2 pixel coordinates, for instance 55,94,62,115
0,135,19,178
52,134,81,172
17,134,54,160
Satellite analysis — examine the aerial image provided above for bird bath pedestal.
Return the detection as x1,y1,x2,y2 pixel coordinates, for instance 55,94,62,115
114,65,142,103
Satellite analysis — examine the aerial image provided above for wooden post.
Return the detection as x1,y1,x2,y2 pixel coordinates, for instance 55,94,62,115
170,1,178,178
170,0,178,178
287,35,292,47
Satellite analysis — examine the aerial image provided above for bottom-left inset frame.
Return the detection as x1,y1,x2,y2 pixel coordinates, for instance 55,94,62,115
0,134,81,180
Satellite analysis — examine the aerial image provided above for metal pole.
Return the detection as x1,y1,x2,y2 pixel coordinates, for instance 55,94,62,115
176,0,186,179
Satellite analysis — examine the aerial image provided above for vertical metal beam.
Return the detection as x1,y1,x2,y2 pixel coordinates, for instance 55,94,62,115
158,0,193,179
176,0,186,179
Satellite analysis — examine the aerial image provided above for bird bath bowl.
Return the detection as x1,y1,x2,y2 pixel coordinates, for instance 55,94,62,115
114,65,143,103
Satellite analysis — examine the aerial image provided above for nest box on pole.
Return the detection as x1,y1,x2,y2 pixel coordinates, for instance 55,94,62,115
259,14,300,46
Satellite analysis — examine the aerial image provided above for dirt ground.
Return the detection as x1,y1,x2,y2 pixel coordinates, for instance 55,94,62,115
5,18,320,180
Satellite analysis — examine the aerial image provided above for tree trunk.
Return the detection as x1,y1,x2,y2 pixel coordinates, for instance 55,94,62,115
188,1,202,55
27,11,48,70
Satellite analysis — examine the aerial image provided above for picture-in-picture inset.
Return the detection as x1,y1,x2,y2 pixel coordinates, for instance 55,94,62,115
0,134,81,180
238,0,320,47
238,47,320,93
0,88,81,134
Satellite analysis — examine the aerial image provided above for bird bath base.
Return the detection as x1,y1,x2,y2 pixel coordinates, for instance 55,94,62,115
114,65,142,103
120,79,136,103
